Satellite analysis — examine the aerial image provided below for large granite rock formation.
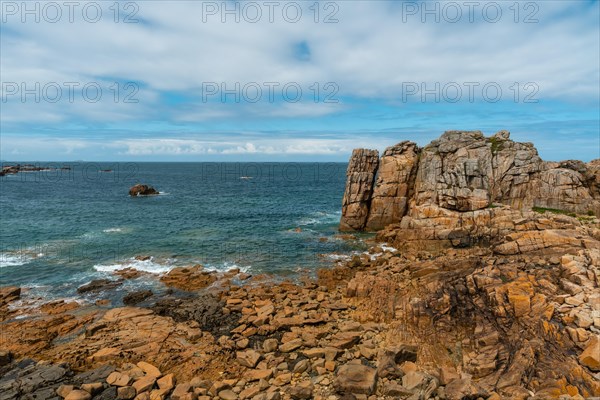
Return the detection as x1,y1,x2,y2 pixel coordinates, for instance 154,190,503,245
339,149,379,231
365,141,419,231
340,130,600,233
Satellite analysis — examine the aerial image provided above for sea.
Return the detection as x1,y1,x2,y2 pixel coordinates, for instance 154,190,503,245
0,162,370,305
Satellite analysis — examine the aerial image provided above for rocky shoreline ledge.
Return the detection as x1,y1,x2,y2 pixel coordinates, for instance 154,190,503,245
1,164,71,177
1,131,599,400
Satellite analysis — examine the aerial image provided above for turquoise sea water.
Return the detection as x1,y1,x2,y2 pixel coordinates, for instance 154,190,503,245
0,162,365,303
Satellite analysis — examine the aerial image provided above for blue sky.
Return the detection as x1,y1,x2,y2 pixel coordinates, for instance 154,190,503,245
1,0,599,161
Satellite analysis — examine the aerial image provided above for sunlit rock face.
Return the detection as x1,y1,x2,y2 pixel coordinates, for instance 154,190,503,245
340,130,600,232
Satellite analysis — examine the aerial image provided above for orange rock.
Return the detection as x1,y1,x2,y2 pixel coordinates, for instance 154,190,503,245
160,265,217,291
137,361,162,378
579,336,600,371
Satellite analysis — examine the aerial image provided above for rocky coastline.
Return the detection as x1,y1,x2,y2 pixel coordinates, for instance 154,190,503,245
1,131,599,400
1,164,71,177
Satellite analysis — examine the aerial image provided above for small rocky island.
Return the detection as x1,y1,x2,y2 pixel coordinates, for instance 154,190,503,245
129,184,159,196
1,164,71,176
0,130,599,400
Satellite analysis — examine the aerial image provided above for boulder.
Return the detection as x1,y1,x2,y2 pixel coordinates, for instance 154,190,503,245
122,290,153,305
579,336,600,371
77,279,122,294
334,364,377,395
236,349,261,368
64,390,92,400
129,184,159,196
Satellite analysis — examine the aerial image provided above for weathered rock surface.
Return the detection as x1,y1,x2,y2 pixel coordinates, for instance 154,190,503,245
122,290,153,306
341,130,600,232
2,227,600,398
339,149,379,231
334,364,377,394
159,265,217,291
0,286,21,321
77,279,123,294
365,141,419,231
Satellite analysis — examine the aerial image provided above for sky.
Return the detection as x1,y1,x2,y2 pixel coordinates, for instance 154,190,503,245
1,0,599,162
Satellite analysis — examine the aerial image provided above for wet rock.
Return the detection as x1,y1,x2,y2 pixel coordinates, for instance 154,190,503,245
122,290,153,305
153,293,239,338
159,266,217,291
129,184,159,196
77,279,123,294
0,287,20,304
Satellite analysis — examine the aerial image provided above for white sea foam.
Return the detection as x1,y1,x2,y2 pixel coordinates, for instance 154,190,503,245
325,254,352,261
93,257,174,274
203,261,251,274
379,244,398,253
102,228,123,233
0,253,34,268
296,210,342,226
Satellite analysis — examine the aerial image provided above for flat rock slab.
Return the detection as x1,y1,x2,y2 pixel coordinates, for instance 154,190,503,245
334,364,377,395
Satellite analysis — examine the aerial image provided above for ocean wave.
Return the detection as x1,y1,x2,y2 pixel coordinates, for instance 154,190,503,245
296,210,342,226
379,244,398,253
93,257,174,274
324,253,352,261
203,261,251,274
0,253,35,268
102,227,123,233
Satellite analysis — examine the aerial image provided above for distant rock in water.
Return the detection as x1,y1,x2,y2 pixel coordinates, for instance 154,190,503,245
77,279,123,294
1,164,56,176
129,184,159,196
340,130,600,232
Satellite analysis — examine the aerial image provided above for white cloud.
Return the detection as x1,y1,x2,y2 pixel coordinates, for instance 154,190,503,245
1,0,598,125
0,1,598,161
